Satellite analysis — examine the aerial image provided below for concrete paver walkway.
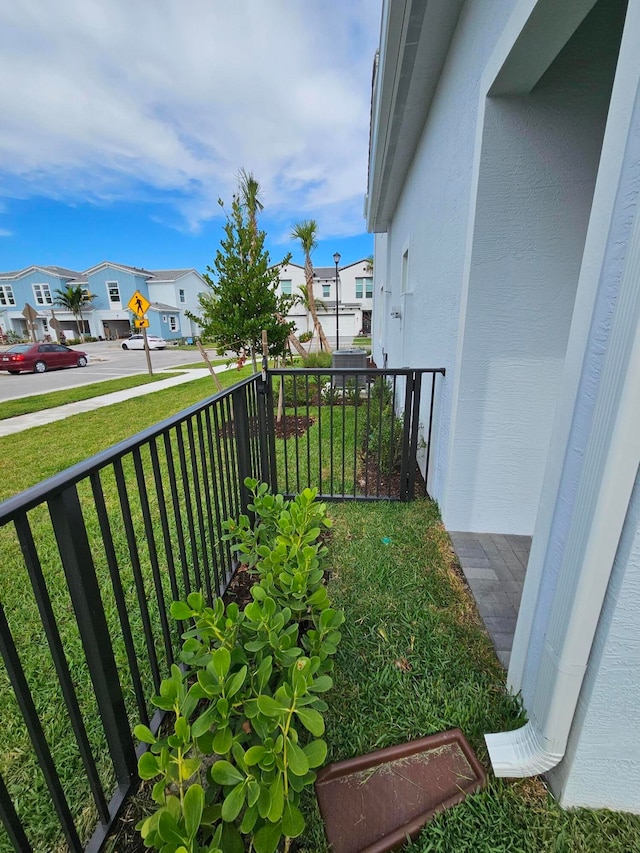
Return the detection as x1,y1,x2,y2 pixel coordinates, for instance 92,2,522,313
449,532,531,669
0,367,226,437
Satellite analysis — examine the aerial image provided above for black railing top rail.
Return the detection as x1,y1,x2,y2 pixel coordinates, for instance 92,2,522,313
0,373,259,524
268,367,446,376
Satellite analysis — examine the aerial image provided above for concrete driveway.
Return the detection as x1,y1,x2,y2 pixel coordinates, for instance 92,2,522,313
0,341,222,402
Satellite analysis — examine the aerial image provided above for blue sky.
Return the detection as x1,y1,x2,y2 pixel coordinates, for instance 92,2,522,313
0,0,381,275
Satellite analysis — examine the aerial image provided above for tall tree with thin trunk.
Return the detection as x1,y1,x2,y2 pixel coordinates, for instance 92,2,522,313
291,219,331,353
238,169,263,252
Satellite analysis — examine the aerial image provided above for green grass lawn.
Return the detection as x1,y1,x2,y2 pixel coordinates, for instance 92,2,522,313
0,366,254,500
0,372,184,421
296,501,640,852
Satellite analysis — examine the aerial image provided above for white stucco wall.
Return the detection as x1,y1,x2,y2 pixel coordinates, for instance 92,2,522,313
545,464,640,810
509,1,640,808
380,0,518,501
445,1,620,533
374,0,624,531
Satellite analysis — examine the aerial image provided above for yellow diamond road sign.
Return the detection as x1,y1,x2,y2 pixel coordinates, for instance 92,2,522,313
128,290,150,317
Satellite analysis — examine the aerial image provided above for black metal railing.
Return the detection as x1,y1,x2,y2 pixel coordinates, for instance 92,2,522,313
0,365,443,851
264,367,444,501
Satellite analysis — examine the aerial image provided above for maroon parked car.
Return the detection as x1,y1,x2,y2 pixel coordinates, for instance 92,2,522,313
0,343,88,374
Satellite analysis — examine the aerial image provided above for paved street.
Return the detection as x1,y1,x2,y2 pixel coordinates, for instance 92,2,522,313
0,341,222,402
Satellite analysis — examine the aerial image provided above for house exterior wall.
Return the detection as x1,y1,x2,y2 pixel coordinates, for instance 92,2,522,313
371,0,517,503
444,0,619,533
510,4,639,808
0,268,80,339
371,0,618,532
546,466,640,811
148,271,203,337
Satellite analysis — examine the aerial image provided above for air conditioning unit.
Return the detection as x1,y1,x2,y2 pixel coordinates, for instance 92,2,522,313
332,348,368,388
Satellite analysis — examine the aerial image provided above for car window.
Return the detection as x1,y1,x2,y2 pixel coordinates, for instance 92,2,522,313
6,345,31,353
38,345,54,352
53,345,69,352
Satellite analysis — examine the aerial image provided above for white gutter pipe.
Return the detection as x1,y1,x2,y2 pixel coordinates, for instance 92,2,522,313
486,119,640,776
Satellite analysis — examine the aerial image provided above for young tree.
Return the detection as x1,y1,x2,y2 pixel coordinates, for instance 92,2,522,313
189,192,294,369
291,219,332,353
53,285,95,340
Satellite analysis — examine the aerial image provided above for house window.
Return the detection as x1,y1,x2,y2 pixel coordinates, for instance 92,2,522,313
33,283,53,305
401,250,409,294
179,289,186,303
106,281,121,306
355,277,373,299
169,316,178,332
281,279,292,295
322,284,331,298
0,285,15,306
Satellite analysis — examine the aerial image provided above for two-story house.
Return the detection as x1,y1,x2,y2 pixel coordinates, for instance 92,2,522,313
0,262,207,342
278,259,373,345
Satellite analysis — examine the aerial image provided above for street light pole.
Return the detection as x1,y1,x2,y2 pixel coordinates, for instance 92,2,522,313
333,252,341,351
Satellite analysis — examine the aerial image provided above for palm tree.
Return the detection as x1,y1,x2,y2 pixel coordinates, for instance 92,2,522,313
290,219,331,353
238,168,263,262
296,284,327,334
54,285,94,340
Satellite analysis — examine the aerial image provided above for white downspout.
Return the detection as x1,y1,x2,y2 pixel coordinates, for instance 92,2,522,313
486,119,640,776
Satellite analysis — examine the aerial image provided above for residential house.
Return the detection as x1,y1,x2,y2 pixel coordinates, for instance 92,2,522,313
0,262,207,342
367,0,639,812
278,259,373,344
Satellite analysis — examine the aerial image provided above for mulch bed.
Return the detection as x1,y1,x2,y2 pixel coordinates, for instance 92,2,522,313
358,455,426,499
216,414,315,441
274,414,315,439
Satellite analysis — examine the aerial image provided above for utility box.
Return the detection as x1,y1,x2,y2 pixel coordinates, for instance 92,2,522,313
332,348,368,388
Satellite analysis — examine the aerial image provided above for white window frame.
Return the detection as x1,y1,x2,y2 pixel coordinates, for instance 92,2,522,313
179,288,186,303
0,284,15,306
169,316,178,332
106,281,121,308
355,277,374,299
322,283,331,298
280,279,292,295
33,283,53,305
162,314,168,323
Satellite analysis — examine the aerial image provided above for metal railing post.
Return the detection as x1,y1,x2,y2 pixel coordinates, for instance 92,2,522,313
407,371,423,500
0,770,32,852
399,373,415,502
232,384,253,516
48,486,137,788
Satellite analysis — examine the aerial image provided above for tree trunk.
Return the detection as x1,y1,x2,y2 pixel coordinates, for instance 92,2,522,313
275,312,308,361
304,256,332,353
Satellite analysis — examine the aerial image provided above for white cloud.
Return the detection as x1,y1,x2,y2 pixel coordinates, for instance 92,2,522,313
0,0,381,236
0,228,11,237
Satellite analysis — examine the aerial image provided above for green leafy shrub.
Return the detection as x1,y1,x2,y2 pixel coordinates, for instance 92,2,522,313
298,330,312,343
303,352,332,369
359,378,404,472
135,480,343,853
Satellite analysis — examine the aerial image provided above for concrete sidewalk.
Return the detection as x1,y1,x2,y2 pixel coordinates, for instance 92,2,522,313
0,367,228,437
